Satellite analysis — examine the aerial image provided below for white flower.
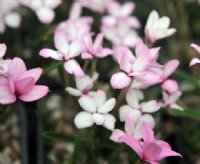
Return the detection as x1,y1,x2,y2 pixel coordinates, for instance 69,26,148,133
66,73,98,97
119,88,161,139
0,0,21,33
74,90,116,130
145,10,176,44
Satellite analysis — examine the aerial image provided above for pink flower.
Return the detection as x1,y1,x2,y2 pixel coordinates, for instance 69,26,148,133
81,33,113,59
110,40,161,89
145,10,176,44
66,73,98,97
161,90,183,110
111,121,182,164
0,0,21,33
0,57,49,105
39,32,85,77
20,0,62,24
74,90,116,130
190,43,200,66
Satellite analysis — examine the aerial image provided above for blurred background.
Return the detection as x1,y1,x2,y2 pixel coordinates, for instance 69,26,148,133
0,0,200,163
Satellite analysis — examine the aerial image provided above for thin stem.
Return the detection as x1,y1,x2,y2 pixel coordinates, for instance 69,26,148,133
91,59,97,76
83,60,90,72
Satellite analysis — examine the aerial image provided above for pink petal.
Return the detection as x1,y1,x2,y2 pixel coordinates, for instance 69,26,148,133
119,135,143,158
142,122,155,143
54,32,69,54
110,129,125,143
0,43,7,58
132,53,150,73
110,72,131,89
190,58,200,66
125,115,135,135
81,52,93,59
168,90,182,105
64,59,85,77
0,84,16,104
163,60,179,79
161,79,179,93
39,48,63,60
36,7,55,24
15,77,35,95
19,85,49,102
92,33,104,53
82,33,93,50
120,2,135,17
143,143,161,162
95,48,113,58
191,43,200,54
8,57,27,83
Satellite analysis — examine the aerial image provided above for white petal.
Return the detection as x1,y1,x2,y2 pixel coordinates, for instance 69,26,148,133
78,95,96,112
93,90,107,108
36,7,55,24
103,114,116,131
74,112,94,129
126,88,143,108
65,87,82,97
4,12,21,28
190,58,200,66
92,113,104,125
64,60,85,77
69,41,82,58
170,103,183,111
97,98,116,114
54,32,69,54
141,100,161,113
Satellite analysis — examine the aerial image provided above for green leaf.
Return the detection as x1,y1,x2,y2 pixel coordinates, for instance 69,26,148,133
42,62,62,77
169,108,200,120
42,131,74,142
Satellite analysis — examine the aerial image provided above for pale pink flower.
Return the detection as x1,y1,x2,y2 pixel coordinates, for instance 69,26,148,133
0,0,21,33
20,0,61,24
111,122,182,164
74,90,116,130
66,73,98,97
145,10,176,44
190,43,200,66
0,57,49,104
81,33,113,59
110,40,162,89
119,88,160,139
39,32,84,77
0,43,11,75
161,90,183,110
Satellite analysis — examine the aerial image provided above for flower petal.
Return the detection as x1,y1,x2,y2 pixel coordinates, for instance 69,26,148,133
39,48,63,60
78,95,96,113
0,43,7,58
142,122,155,143
110,72,131,89
163,60,179,79
65,87,82,97
0,84,16,104
54,32,69,54
126,88,143,108
97,98,116,113
103,114,116,130
141,100,161,113
15,77,35,95
74,112,94,129
4,12,21,28
36,7,55,24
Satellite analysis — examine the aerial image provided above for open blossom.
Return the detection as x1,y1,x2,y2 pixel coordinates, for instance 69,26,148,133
161,90,183,110
101,1,140,49
81,33,113,59
74,90,116,130
77,0,111,13
20,0,61,24
190,43,200,66
111,122,181,164
0,57,49,104
0,43,11,75
0,0,21,33
145,10,176,44
66,73,98,97
39,32,84,77
119,88,160,139
110,40,161,89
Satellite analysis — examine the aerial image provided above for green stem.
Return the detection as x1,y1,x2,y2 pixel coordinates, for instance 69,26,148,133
91,59,97,76
83,59,90,72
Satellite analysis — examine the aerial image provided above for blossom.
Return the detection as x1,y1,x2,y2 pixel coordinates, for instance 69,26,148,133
111,122,181,164
81,33,113,59
0,0,21,33
39,32,84,77
0,57,49,104
119,88,160,139
161,90,183,110
66,73,98,97
20,0,61,24
145,10,176,44
74,90,116,130
190,43,200,66
110,39,161,89
0,43,11,75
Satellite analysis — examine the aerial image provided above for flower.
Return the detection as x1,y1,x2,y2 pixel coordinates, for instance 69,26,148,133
119,88,160,139
74,90,116,130
190,43,200,66
111,121,182,164
66,73,98,97
20,0,61,24
81,33,113,59
39,32,84,77
145,10,176,44
0,43,11,75
161,90,183,110
0,57,49,104
0,0,21,33
110,39,161,89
